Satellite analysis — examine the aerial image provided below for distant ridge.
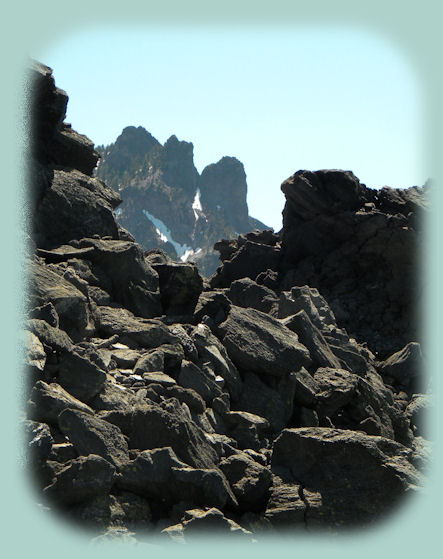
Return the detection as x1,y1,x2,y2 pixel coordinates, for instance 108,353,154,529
96,126,268,276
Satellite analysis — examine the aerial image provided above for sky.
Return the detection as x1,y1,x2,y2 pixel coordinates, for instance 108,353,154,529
33,25,425,232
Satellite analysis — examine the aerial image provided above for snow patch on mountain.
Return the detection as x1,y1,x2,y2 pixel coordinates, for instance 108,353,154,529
192,188,205,221
142,209,195,261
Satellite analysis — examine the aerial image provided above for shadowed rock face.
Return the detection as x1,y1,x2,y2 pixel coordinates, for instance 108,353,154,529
95,128,267,276
25,61,429,543
212,168,427,360
271,427,422,525
198,156,249,233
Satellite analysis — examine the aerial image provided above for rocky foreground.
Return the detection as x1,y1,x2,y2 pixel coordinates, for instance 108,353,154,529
24,61,431,543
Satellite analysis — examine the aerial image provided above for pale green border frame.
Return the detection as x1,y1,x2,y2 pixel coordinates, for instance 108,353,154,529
2,1,441,556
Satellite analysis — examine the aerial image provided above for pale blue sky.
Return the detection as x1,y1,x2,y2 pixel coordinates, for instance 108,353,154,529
34,25,425,231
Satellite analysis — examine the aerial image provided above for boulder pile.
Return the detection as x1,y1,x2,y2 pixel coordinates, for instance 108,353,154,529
24,61,430,543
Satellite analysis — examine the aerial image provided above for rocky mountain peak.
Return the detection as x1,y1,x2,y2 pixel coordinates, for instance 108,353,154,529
160,134,199,196
198,156,249,233
96,129,266,276
113,126,161,158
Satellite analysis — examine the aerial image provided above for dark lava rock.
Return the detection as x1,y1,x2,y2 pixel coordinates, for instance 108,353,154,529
406,394,432,437
264,482,306,526
193,290,231,325
43,454,115,505
28,259,95,342
56,347,107,403
35,169,121,247
30,61,68,165
211,241,280,288
28,380,94,423
271,427,421,526
281,310,342,370
223,411,270,451
96,306,178,348
278,285,336,328
191,323,242,401
227,277,278,314
218,306,311,378
29,301,59,328
51,124,99,176
23,330,47,376
380,342,424,393
25,420,54,464
117,446,236,509
77,237,162,319
58,409,129,468
219,452,272,509
281,169,365,220
100,399,219,470
165,385,206,414
279,169,426,358
178,360,222,404
68,491,152,532
26,318,73,355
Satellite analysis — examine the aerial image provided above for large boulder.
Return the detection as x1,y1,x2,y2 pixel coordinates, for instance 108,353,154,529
99,399,219,470
28,381,94,423
313,367,412,444
26,318,73,354
193,290,231,325
30,61,68,165
281,169,365,221
117,447,237,509
77,238,161,319
23,330,47,375
96,305,178,348
272,427,421,525
380,342,424,393
278,285,336,327
219,452,272,509
68,491,152,532
218,306,311,377
56,346,107,403
30,61,99,175
211,241,280,288
281,310,342,370
43,454,115,505
227,277,278,314
35,169,121,246
264,482,306,525
25,420,54,465
58,409,130,467
50,124,99,176
28,259,95,341
223,411,271,451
